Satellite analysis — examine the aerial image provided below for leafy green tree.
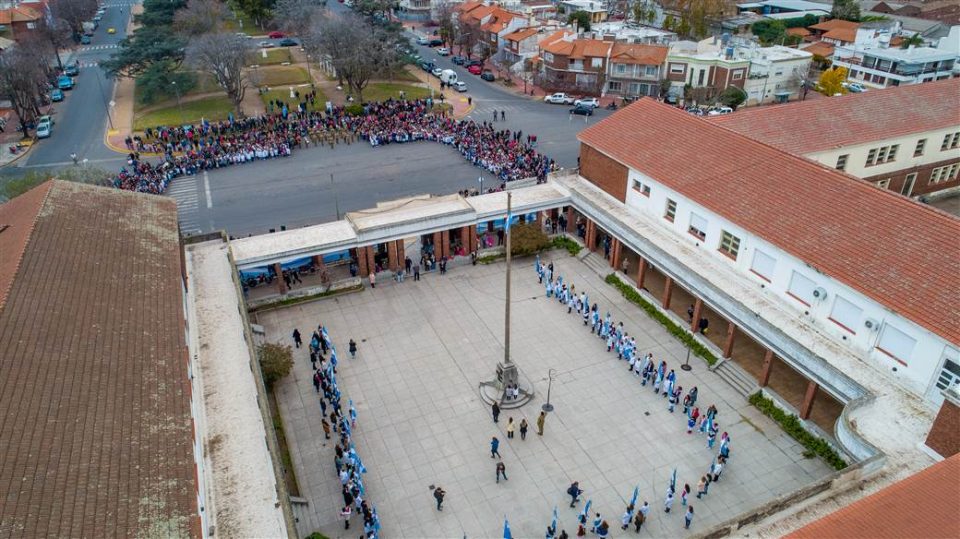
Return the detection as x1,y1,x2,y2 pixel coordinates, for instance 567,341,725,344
900,34,923,48
717,86,746,109
103,26,187,77
568,10,592,32
830,0,860,21
258,343,294,389
135,63,197,105
751,19,802,45
631,0,657,24
237,0,276,29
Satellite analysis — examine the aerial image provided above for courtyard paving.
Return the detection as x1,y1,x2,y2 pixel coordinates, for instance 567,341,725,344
255,250,834,538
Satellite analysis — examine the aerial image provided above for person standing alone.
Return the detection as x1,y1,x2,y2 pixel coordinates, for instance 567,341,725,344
292,328,302,348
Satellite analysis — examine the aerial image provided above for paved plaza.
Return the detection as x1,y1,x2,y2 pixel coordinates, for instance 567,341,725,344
256,251,833,538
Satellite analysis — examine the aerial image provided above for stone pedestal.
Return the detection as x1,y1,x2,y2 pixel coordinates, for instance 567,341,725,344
479,362,533,409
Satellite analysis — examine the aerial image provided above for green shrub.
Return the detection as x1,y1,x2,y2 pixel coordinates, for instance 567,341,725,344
344,103,365,116
510,222,549,256
749,392,847,470
551,236,582,256
477,254,504,264
604,274,718,366
257,342,294,388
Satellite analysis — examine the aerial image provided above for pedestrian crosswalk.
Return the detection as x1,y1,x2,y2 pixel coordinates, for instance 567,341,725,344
78,44,118,52
78,61,100,68
467,102,527,121
166,176,203,234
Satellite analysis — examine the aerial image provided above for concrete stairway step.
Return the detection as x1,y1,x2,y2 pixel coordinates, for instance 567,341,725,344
715,360,759,397
581,252,612,276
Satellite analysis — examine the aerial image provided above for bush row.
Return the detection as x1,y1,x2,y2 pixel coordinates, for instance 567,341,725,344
551,235,583,256
749,392,847,470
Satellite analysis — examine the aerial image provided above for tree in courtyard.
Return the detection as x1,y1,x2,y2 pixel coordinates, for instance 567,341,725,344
173,0,227,36
0,45,49,134
258,343,294,389
353,0,393,19
510,223,550,256
237,0,276,29
900,34,923,48
829,0,860,21
273,0,324,37
568,10,592,32
751,20,801,46
187,32,252,113
817,66,848,96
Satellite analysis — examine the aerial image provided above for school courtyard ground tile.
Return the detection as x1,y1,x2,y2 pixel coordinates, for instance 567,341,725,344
255,251,835,538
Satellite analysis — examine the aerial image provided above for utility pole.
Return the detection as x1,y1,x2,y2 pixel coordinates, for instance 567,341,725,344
95,66,115,130
504,191,512,365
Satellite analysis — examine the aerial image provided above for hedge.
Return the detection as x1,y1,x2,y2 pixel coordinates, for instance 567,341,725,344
749,392,847,470
552,235,583,256
604,274,719,366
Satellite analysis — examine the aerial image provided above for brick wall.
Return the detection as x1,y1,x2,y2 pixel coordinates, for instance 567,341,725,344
863,157,960,197
925,394,960,458
667,62,687,82
579,144,628,202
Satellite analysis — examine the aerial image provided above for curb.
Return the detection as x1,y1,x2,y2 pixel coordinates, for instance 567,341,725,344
0,144,34,168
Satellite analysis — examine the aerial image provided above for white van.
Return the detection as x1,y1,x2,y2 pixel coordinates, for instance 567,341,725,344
439,69,458,85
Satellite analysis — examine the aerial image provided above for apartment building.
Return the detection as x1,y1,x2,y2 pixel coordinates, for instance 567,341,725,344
710,78,960,197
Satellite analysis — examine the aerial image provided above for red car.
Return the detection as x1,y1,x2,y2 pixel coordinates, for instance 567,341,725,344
268,31,285,39
468,64,483,75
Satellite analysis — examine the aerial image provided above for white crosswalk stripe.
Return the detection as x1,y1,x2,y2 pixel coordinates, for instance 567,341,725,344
78,61,99,68
78,45,118,52
467,103,527,119
166,176,203,231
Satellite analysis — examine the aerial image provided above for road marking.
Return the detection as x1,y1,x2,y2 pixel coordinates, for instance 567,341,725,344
204,171,213,208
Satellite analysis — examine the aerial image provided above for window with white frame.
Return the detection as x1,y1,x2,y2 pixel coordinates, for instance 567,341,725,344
914,138,926,157
688,212,707,240
670,64,684,74
929,164,959,184
544,52,554,62
645,65,658,76
835,154,848,171
902,173,917,195
732,70,743,80
664,199,677,222
876,324,916,365
750,249,776,281
615,63,627,74
877,178,891,189
941,131,960,151
866,144,899,166
592,57,603,68
787,271,817,305
718,230,740,259
829,296,862,333
607,81,622,91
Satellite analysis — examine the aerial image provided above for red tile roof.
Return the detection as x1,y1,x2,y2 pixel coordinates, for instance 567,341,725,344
709,78,960,155
802,40,835,58
0,181,199,537
0,5,41,23
786,27,811,37
809,18,859,32
610,43,668,65
823,26,858,42
542,37,612,58
786,454,960,539
578,99,960,345
504,27,539,42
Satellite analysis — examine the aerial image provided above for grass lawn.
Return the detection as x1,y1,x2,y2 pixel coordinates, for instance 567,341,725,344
257,66,311,87
248,48,291,66
221,1,259,33
382,68,421,82
349,82,432,102
259,88,328,113
133,95,234,131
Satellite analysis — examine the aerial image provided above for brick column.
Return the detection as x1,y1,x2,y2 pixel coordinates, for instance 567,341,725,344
387,241,399,271
722,322,737,359
800,380,818,420
759,350,774,387
566,206,574,234
396,240,406,265
357,247,370,277
311,254,326,272
925,390,960,458
690,298,703,332
585,220,597,251
637,257,648,289
463,225,477,252
612,238,624,268
441,230,451,259
433,231,442,257
661,276,673,309
366,246,376,273
274,263,287,295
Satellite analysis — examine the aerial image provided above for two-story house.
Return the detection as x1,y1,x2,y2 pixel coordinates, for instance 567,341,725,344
502,27,541,65
605,43,669,98
478,7,527,56
538,36,614,94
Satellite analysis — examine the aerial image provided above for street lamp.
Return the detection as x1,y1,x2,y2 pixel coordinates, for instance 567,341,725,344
542,368,557,412
95,66,115,130
171,81,185,125
681,347,692,371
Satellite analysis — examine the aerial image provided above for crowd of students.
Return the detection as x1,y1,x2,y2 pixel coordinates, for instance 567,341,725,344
112,99,555,194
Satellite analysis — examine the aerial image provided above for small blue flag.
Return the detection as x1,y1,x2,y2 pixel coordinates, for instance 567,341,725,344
630,485,639,507
503,516,512,539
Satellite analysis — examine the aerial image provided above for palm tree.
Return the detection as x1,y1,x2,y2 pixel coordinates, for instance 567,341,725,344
900,34,924,49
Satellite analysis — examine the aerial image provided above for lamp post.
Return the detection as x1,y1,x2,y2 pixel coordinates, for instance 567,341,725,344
95,66,115,130
171,80,185,125
542,368,556,412
681,347,692,371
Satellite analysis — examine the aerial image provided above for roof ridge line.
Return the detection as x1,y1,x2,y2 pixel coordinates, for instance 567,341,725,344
0,180,55,314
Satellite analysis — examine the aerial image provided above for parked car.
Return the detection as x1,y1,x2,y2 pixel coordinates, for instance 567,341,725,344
63,63,80,76
544,92,575,104
453,81,468,92
36,123,52,139
93,14,102,22
431,67,443,78
467,64,483,75
51,89,64,102
416,36,429,45
258,41,276,48
480,70,495,82
420,60,435,72
451,55,465,65
569,103,594,116
428,38,443,47
842,82,867,93
235,32,250,39
436,47,450,56
268,31,285,38
574,97,599,108
80,35,91,44
57,75,74,90
278,38,297,47
707,106,733,116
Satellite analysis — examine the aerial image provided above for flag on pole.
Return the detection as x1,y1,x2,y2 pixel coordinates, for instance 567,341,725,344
331,346,338,367
670,468,677,491
630,486,639,507
551,506,558,532
505,211,512,233
503,516,512,539
580,499,592,522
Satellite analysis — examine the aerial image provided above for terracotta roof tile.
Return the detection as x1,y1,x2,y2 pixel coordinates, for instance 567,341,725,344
786,27,811,36
709,78,960,155
578,99,960,345
810,18,859,32
0,181,198,537
0,180,52,311
505,27,539,41
786,454,960,539
824,26,858,42
610,43,668,64
802,40,835,57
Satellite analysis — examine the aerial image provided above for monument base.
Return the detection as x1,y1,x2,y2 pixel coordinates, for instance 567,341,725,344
478,361,534,409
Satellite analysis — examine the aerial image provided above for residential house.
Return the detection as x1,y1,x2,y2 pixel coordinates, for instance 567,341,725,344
397,0,431,21
557,0,608,25
710,78,960,197
742,44,812,104
588,21,676,45
501,27,541,65
808,19,860,45
0,4,41,40
605,42,669,97
478,6,527,56
538,35,613,94
666,39,750,101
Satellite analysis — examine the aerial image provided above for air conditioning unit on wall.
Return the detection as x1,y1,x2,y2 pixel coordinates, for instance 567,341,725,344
864,318,880,332
812,287,828,301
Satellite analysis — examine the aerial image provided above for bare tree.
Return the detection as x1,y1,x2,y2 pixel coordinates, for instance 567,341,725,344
0,45,49,134
273,0,324,36
49,0,99,41
433,0,457,47
35,16,73,70
187,33,252,113
174,0,227,36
